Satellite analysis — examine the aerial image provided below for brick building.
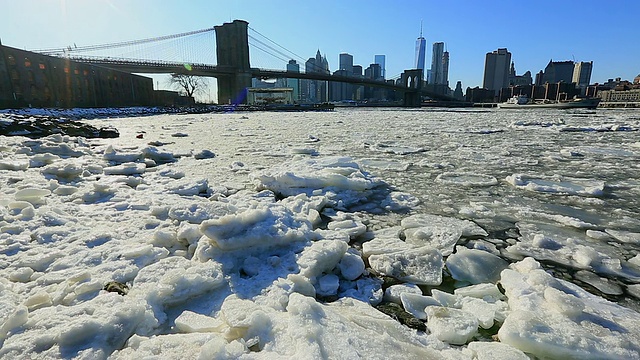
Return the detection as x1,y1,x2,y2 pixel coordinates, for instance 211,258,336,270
0,42,154,108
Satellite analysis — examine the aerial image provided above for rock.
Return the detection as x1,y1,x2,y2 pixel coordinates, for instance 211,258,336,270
375,302,426,331
104,281,129,295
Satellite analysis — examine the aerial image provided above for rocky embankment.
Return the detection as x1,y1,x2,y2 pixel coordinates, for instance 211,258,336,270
0,113,119,138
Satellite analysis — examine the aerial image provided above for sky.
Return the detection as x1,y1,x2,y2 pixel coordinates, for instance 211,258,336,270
1,0,639,99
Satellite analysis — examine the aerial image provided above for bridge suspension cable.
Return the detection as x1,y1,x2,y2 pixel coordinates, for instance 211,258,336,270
33,27,216,56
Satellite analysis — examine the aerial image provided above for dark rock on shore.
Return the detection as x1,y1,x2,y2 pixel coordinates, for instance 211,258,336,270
375,302,426,331
0,114,119,138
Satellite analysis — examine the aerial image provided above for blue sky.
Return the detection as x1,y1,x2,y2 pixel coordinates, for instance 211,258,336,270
2,0,638,93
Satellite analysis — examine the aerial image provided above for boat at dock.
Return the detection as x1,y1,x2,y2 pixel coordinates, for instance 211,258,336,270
499,95,600,109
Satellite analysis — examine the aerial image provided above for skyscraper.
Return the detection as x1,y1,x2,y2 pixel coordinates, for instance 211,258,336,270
374,55,386,79
339,53,354,74
483,48,512,95
430,42,444,85
286,60,300,102
414,22,426,78
303,50,330,103
572,61,593,94
542,60,575,84
442,50,449,87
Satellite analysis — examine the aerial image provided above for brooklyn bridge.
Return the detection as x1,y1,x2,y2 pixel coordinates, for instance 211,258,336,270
1,20,455,108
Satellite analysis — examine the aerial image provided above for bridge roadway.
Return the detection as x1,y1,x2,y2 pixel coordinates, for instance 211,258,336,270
70,57,454,101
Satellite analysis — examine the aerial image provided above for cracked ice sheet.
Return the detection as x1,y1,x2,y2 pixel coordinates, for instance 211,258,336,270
498,257,640,360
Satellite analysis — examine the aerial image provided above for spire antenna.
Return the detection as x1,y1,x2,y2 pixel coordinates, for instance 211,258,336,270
420,19,423,37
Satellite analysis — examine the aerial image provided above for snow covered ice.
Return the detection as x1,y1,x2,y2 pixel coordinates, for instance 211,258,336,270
1,107,640,359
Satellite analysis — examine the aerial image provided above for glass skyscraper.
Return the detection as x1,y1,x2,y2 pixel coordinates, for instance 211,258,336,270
374,55,386,79
414,22,426,78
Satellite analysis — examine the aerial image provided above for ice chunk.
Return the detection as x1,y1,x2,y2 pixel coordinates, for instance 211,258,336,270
174,310,226,333
400,292,440,320
499,257,640,359
200,205,316,251
111,333,233,359
574,270,623,296
446,246,509,284
435,172,498,187
467,341,530,360
0,159,29,171
338,277,383,305
404,226,462,256
425,307,478,345
384,283,423,304
103,162,146,175
251,157,383,207
368,246,443,285
327,219,367,238
453,283,505,301
130,257,225,311
316,274,340,297
297,240,348,279
362,235,406,257
506,174,605,196
14,188,51,205
338,250,365,281
401,213,488,238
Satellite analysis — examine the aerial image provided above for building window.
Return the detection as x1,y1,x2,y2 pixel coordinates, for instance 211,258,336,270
8,55,16,66
24,57,31,67
64,67,70,73
10,69,19,81
39,63,46,70
27,70,35,84
74,69,80,75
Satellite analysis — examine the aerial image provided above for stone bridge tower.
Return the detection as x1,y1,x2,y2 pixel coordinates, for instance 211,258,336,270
215,20,252,104
401,69,423,107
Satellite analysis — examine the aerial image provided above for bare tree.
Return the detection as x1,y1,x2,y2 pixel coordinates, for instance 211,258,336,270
168,73,208,99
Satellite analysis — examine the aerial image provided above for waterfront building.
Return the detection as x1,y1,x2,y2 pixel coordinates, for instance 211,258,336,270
453,81,464,101
572,61,593,95
483,48,512,96
598,88,640,106
541,60,574,84
286,59,300,102
465,86,494,103
0,43,155,108
246,88,294,105
508,62,533,86
534,70,544,86
364,63,383,100
414,23,427,78
374,55,386,79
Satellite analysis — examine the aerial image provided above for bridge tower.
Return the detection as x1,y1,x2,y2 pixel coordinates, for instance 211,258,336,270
401,69,423,107
214,20,252,104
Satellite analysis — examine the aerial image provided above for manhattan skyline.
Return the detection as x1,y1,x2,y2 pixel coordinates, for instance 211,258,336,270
1,0,638,92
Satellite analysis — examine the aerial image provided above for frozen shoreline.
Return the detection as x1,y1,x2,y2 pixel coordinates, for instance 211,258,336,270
1,107,640,359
